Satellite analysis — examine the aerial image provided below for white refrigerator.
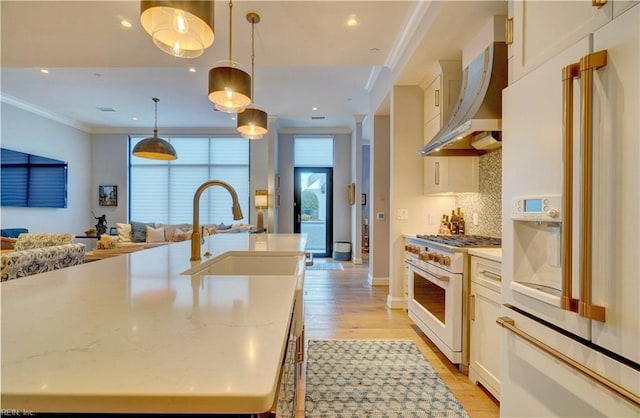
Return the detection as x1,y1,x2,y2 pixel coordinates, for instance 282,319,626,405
501,6,639,417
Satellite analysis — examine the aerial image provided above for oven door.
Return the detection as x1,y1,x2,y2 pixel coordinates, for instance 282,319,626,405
407,261,462,363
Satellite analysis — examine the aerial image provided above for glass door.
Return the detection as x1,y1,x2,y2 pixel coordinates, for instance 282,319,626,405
294,167,333,257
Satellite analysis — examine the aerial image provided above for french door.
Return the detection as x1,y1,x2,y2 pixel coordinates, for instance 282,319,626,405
293,167,333,257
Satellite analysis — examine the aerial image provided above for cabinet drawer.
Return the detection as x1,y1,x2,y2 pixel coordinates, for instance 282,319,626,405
470,256,502,293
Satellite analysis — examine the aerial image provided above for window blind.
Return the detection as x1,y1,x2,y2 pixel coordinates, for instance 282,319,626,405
294,137,334,167
129,137,249,225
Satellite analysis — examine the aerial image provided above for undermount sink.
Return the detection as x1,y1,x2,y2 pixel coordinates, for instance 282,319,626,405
185,251,303,276
182,251,307,337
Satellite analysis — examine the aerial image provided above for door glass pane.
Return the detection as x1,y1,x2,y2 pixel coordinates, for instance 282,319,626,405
300,171,327,254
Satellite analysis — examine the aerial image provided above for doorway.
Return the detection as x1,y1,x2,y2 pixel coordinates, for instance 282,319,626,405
294,167,333,257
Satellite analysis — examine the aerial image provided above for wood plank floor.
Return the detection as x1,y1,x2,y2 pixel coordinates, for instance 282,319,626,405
295,258,499,418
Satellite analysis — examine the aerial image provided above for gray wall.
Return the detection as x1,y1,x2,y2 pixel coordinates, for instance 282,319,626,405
370,115,390,284
277,132,352,245
91,134,129,226
1,102,92,234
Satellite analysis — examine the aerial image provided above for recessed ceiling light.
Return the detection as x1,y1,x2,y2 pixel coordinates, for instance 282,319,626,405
231,116,236,121
347,14,358,27
40,68,49,74
132,117,139,121
312,107,318,111
189,67,197,73
120,19,132,28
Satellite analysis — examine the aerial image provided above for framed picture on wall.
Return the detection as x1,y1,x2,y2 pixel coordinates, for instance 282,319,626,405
99,185,117,207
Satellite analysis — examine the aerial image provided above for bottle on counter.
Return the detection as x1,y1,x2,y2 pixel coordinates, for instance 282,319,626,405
458,210,466,235
439,214,451,235
450,210,459,235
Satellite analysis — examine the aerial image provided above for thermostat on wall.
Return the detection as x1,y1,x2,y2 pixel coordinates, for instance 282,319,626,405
376,212,385,220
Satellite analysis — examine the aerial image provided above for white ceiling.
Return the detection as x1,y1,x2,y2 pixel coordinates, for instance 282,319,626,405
0,1,507,138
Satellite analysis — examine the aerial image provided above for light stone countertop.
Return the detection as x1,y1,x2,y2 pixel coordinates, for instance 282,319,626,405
467,247,502,262
1,233,307,414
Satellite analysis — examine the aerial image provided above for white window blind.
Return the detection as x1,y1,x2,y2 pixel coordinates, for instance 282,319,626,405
294,137,334,167
129,137,249,225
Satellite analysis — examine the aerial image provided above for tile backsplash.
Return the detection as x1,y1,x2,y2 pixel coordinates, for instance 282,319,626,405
455,149,502,238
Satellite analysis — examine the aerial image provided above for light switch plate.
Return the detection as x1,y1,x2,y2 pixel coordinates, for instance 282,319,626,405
397,209,408,220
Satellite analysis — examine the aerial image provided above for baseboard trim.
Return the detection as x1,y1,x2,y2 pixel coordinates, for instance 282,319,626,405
352,257,363,265
367,273,388,286
386,295,407,310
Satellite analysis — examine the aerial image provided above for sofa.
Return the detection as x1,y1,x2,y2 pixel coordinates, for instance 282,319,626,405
114,222,256,249
1,233,85,282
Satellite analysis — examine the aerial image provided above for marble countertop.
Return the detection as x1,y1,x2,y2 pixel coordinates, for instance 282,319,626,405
1,233,307,413
467,247,502,262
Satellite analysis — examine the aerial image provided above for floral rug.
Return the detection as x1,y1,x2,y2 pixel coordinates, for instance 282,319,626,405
303,339,469,418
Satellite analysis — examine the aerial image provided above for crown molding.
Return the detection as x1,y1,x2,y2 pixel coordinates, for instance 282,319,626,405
1,93,91,133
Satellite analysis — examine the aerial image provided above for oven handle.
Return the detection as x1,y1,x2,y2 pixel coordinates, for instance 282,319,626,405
407,262,451,284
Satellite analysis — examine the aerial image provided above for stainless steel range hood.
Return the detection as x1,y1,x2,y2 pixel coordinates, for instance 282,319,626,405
420,42,507,157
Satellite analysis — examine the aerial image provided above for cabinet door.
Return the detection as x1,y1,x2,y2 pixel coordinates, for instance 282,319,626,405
510,0,612,83
469,281,501,400
423,75,441,126
423,156,448,195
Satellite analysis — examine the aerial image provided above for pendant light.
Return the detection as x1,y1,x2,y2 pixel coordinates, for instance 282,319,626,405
208,0,252,113
140,1,215,59
237,12,268,139
132,98,177,160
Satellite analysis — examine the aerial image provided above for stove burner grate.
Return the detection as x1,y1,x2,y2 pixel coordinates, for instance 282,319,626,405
416,234,502,248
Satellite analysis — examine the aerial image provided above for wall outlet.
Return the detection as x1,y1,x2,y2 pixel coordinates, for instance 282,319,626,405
376,212,385,220
473,212,479,225
397,209,409,220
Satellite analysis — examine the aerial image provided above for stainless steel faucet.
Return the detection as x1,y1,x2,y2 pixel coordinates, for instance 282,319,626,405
191,180,243,261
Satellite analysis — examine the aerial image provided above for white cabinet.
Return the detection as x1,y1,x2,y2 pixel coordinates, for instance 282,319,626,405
469,255,502,400
424,156,479,195
509,0,613,84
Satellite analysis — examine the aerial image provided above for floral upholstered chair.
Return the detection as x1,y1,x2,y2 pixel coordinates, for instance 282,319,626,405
13,233,75,250
1,233,84,282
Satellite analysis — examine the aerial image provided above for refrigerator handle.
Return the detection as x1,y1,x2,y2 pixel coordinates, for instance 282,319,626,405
561,62,580,313
497,316,640,407
578,50,607,323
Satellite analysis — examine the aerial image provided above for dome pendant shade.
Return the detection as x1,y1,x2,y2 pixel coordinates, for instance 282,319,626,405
140,1,215,58
132,130,178,160
208,66,252,113
237,107,268,138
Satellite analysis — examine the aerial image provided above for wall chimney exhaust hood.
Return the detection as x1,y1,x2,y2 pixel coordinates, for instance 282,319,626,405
420,42,507,157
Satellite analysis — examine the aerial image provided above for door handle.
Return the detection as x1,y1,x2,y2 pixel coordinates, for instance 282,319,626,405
578,50,607,322
560,62,580,313
469,294,476,321
435,161,440,185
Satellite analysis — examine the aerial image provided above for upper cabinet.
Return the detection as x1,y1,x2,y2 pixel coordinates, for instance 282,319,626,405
508,0,615,84
422,61,476,195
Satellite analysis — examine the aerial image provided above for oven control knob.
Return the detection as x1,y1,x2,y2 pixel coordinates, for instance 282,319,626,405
428,253,436,261
433,254,442,263
547,208,559,218
442,256,451,266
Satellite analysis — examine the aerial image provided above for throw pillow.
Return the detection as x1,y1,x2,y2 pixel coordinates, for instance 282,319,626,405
131,221,153,243
146,226,165,243
216,223,232,230
171,228,192,242
116,223,132,242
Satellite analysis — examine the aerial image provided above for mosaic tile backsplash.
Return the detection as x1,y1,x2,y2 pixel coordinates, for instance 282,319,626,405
455,149,502,238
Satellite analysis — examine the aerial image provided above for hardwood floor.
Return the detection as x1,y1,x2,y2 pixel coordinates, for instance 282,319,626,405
295,258,499,418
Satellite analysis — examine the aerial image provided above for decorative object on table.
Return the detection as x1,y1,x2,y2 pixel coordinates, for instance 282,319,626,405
98,185,118,206
92,212,108,237
139,0,215,59
207,0,252,113
84,227,98,237
236,12,268,139
303,340,469,418
254,189,268,232
132,98,177,160
96,235,119,250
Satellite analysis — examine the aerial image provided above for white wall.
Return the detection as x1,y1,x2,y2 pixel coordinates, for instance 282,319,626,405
389,86,455,308
277,132,352,246
1,102,92,234
370,115,391,285
91,134,129,226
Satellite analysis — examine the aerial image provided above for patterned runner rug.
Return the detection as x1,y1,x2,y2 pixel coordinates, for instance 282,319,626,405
304,339,469,418
306,262,344,271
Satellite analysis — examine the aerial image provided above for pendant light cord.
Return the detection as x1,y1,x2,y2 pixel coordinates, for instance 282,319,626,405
251,18,255,100
228,0,233,63
153,97,159,134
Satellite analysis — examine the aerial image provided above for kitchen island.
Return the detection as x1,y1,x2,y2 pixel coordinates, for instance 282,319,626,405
1,233,307,414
